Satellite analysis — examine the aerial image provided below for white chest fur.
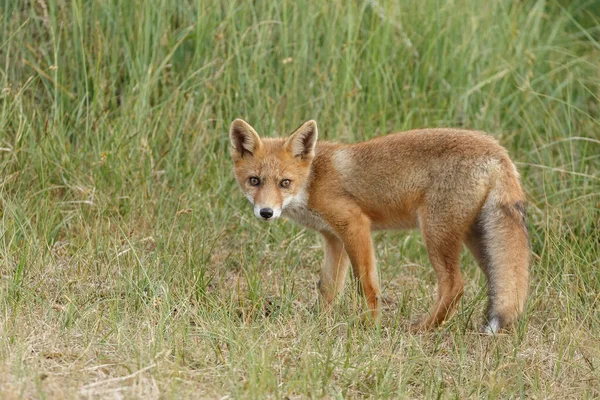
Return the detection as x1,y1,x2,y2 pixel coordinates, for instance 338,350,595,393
282,190,332,233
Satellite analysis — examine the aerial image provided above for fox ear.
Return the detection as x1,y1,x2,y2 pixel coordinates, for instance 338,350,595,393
229,119,262,159
285,120,318,160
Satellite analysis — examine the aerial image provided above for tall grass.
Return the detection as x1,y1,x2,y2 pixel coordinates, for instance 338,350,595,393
0,0,599,398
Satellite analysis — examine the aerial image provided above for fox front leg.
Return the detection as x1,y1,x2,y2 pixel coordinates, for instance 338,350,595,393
318,231,350,304
335,214,381,321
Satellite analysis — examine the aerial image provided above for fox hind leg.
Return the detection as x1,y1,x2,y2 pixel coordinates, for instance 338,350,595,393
412,217,465,331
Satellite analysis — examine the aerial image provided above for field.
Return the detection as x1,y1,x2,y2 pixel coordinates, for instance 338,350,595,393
1,0,599,398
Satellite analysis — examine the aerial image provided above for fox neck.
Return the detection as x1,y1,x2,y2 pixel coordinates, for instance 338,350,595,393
282,167,332,233
283,184,309,210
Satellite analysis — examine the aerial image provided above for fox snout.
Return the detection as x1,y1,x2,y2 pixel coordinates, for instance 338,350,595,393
260,208,273,219
253,204,282,221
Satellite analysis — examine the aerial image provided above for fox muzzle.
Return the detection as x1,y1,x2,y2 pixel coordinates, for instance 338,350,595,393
253,205,281,221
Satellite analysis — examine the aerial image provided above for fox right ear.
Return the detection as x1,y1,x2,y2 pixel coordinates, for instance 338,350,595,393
285,120,318,160
229,119,262,159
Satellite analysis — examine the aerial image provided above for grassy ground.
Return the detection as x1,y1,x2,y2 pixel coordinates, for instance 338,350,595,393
1,0,599,398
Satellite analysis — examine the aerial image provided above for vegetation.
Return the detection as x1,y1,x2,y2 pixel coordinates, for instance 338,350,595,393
0,0,598,397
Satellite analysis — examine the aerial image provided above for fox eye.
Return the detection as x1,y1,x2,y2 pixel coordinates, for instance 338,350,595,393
249,177,260,186
280,179,291,188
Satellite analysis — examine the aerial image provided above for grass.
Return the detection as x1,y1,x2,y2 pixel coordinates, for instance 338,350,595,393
0,0,599,398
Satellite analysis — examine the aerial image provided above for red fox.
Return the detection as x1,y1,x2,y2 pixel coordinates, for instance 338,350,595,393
229,119,530,334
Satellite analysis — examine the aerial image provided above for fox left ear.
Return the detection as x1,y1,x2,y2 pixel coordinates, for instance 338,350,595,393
229,119,262,159
285,120,318,160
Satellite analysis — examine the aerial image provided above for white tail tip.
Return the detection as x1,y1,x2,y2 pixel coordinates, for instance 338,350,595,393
482,317,501,335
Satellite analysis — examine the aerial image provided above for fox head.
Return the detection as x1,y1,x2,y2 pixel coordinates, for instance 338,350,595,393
229,119,318,221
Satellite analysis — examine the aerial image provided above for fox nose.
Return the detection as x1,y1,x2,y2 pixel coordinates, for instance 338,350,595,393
260,208,274,219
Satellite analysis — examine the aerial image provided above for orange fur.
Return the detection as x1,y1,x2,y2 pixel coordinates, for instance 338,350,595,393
229,119,530,333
